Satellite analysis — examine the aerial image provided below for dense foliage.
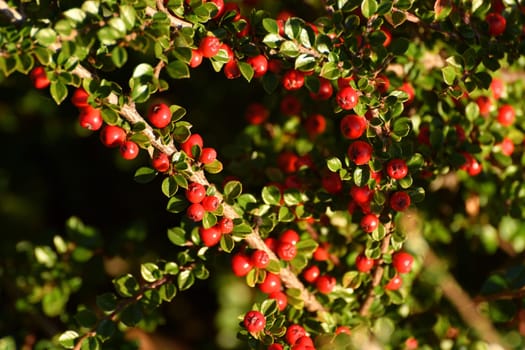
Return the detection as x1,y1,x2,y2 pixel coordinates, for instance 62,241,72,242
1,0,525,349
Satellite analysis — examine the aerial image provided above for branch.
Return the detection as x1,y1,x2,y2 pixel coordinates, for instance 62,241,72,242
0,0,23,22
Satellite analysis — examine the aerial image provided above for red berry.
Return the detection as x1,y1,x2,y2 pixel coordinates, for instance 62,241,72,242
147,103,172,129
350,185,373,206
376,74,390,94
280,95,302,116
151,152,170,172
335,326,351,335
313,244,330,261
293,336,314,349
381,26,392,47
490,78,504,100
385,274,402,291
185,182,206,203
243,310,266,333
392,251,414,274
316,275,336,294
189,49,203,68
71,87,89,108
265,237,278,252
202,195,220,212
499,137,514,156
347,140,373,165
277,241,297,261
231,253,253,277
321,172,342,194
78,106,103,131
209,0,225,18
251,249,270,269
181,133,203,158
340,114,367,139
309,77,334,100
119,140,139,160
390,191,411,211
486,12,506,36
398,82,415,104
336,86,359,110
217,217,234,234
277,151,299,174
386,158,408,180
476,96,492,117
186,203,205,222
224,60,241,79
268,344,284,350
223,2,241,20
259,272,281,294
100,125,126,148
360,213,379,233
459,152,482,176
30,66,50,89
282,69,305,91
304,113,326,138
199,225,222,247
245,102,269,125
199,36,221,58
280,229,300,245
355,254,375,273
286,324,307,345
302,265,320,283
246,54,268,78
497,104,515,126
268,291,288,311
199,147,217,164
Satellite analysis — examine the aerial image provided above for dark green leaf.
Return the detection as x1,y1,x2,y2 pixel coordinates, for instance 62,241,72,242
134,167,157,184
96,293,118,312
262,185,282,205
166,195,187,213
50,81,68,105
113,274,140,298
167,60,190,79
161,176,179,197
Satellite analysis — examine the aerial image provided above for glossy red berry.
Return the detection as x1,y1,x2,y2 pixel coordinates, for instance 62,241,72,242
309,77,333,100
199,225,222,247
347,140,373,165
200,147,217,164
304,113,326,138
100,125,126,148
316,275,336,294
78,106,103,131
268,344,284,350
486,12,506,36
245,102,269,125
355,254,375,273
246,54,268,78
202,195,220,212
360,213,379,233
243,310,266,333
390,191,411,212
147,103,172,129
340,114,367,139
286,324,307,345
499,137,514,156
259,272,281,294
321,172,342,194
181,133,203,158
189,49,203,68
185,182,206,203
209,0,225,18
277,241,297,261
497,104,515,126
302,265,320,283
224,60,241,79
119,140,139,160
199,36,221,58
268,291,288,311
392,251,414,274
280,229,300,245
476,96,492,117
336,86,359,110
350,185,373,206
386,158,408,180
313,244,330,261
460,152,482,176
251,249,270,269
186,203,205,222
217,217,234,234
71,87,90,108
282,69,305,91
29,66,50,89
385,274,403,291
231,253,253,277
151,152,170,172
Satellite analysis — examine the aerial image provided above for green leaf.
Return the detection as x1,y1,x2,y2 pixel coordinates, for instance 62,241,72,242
132,63,154,78
74,308,97,328
170,105,187,122
120,304,142,327
58,331,79,349
327,157,342,172
202,211,217,229
50,80,68,105
141,262,162,282
96,293,118,312
295,54,316,71
320,62,340,80
36,28,57,47
161,176,179,197
361,0,378,18
159,283,177,302
42,288,67,317
465,101,480,121
220,233,235,253
64,8,86,22
442,66,457,85
80,336,100,350
224,180,242,202
167,60,190,79
113,274,140,297
96,320,116,341
283,189,303,206
167,227,188,246
177,270,194,290
120,5,137,30
278,206,295,222
238,61,254,82
166,195,187,213
111,46,128,68
100,108,119,125
279,41,300,57
392,117,411,138
134,167,157,184
262,185,282,205
262,18,279,34
203,159,223,174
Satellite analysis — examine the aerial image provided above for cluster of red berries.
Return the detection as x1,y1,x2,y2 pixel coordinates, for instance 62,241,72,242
29,66,50,90
179,133,218,164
